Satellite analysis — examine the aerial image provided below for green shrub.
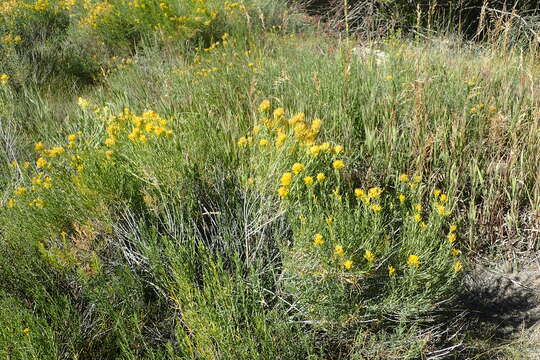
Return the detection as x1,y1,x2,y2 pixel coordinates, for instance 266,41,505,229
235,100,464,354
0,291,59,359
0,0,104,85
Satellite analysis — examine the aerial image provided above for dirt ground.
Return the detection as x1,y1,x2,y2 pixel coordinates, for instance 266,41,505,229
463,257,540,358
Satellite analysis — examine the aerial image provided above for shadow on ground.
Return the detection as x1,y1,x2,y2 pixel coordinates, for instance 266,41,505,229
450,262,540,359
461,265,540,339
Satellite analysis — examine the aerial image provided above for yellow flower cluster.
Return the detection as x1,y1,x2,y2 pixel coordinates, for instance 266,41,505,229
469,103,484,114
98,108,173,146
237,99,347,201
353,186,382,206
2,34,22,45
235,99,464,281
447,223,457,244
1,0,75,15
224,1,247,13
0,74,9,85
433,190,449,216
398,172,422,189
407,254,420,267
79,0,222,39
80,1,113,28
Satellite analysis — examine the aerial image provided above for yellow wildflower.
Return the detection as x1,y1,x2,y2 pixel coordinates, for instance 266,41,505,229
67,134,77,142
447,233,456,244
386,75,393,80
333,145,343,154
33,198,45,209
407,254,420,267
258,99,270,112
399,173,409,182
22,328,30,335
46,146,65,157
288,112,305,126
453,260,463,273
332,160,345,170
451,248,460,256
104,137,116,146
273,107,284,119
36,157,47,169
354,188,365,199
449,224,457,232
388,265,396,276
316,173,326,182
439,194,448,203
343,260,353,270
311,118,322,132
15,187,27,196
433,189,442,198
34,142,44,152
304,176,314,185
371,204,382,212
325,216,334,225
277,186,289,199
334,245,344,256
364,250,375,262
0,74,9,85
319,142,331,152
145,123,154,133
414,203,423,212
291,162,304,174
259,139,268,147
31,176,42,185
77,97,89,109
413,214,422,222
398,193,406,204
7,199,15,208
420,221,428,229
413,175,422,183
436,204,447,216
237,136,248,147
275,132,287,147
308,145,320,157
368,187,382,199
313,233,324,245
280,172,292,186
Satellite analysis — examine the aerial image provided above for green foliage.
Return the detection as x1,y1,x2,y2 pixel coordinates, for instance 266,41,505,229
0,0,290,87
0,2,538,359
0,291,59,359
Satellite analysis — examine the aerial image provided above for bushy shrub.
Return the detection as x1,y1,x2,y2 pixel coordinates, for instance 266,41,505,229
0,0,290,86
0,0,104,85
236,99,464,351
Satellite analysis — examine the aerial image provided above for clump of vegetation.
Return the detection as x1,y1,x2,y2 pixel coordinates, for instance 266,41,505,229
0,0,538,359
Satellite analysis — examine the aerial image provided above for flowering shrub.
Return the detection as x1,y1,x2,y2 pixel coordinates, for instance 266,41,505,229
238,99,464,327
3,98,176,275
0,0,280,85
